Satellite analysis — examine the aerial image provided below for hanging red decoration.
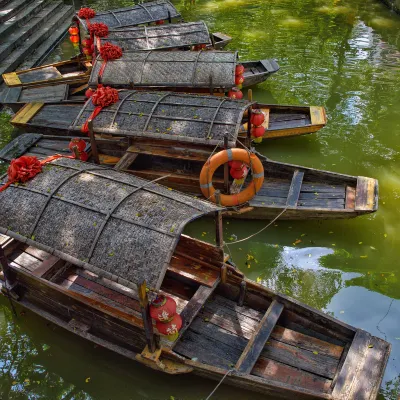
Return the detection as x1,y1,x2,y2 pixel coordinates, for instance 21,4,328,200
235,75,245,86
228,87,243,100
0,153,78,193
230,166,248,180
228,160,244,169
156,314,182,340
251,125,265,138
155,19,165,25
235,64,245,76
79,151,89,161
81,85,119,134
82,47,91,55
69,35,80,43
89,22,109,38
99,42,123,61
250,109,265,126
69,26,79,35
149,295,177,322
68,138,87,153
78,7,96,19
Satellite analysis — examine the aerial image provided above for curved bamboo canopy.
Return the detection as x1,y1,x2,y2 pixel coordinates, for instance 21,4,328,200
78,0,181,31
89,51,238,89
0,158,220,290
71,90,252,147
98,21,212,51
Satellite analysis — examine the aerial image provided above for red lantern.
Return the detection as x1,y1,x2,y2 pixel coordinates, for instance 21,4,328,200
228,87,243,100
149,295,177,322
156,314,182,340
70,35,80,43
155,20,165,25
235,75,244,86
82,47,91,55
250,109,265,126
251,125,265,138
82,38,93,48
85,88,94,98
230,166,248,185
235,65,245,75
79,151,89,161
228,160,244,169
69,138,87,153
69,26,79,35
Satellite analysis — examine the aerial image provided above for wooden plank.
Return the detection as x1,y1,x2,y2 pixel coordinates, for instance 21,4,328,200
10,250,43,271
350,336,390,399
345,186,356,209
253,357,332,393
331,330,371,399
310,106,327,126
11,102,44,125
174,279,220,347
114,152,138,171
0,133,42,162
355,177,377,211
298,199,345,208
31,255,65,278
286,170,304,207
3,72,21,86
168,255,219,287
236,300,284,373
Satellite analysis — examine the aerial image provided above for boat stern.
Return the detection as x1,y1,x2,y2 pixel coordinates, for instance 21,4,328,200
310,106,327,128
355,176,379,213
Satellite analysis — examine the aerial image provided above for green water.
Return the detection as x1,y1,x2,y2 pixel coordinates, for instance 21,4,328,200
1,0,400,398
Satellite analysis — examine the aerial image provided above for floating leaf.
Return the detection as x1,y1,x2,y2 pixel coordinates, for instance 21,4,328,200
313,351,319,355
308,254,312,257
85,377,91,383
332,243,336,246
384,233,388,238
42,344,50,351
340,310,345,314
329,231,334,234
358,242,363,245
293,239,302,245
370,246,376,250
300,233,306,237
360,255,368,258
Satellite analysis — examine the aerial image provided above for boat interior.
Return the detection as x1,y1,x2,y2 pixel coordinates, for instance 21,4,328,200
0,232,351,394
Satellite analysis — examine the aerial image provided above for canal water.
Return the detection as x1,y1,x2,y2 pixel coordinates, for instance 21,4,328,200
1,0,400,398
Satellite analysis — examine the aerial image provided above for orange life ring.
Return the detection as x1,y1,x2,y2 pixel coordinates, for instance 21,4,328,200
199,148,264,206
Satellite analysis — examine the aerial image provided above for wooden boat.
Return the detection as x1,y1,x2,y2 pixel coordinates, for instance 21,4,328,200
2,57,91,89
0,160,390,399
0,83,88,112
7,92,376,221
76,0,181,32
2,87,327,141
88,51,279,92
94,22,232,52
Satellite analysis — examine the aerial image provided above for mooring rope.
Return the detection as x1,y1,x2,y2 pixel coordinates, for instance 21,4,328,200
225,207,288,245
204,369,234,400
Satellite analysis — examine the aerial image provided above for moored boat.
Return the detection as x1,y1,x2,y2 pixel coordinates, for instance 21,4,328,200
0,159,390,399
88,51,279,92
2,57,91,89
94,21,232,52
76,0,181,31
2,86,326,140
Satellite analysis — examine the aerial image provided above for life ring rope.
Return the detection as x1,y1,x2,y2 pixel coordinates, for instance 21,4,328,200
199,148,264,207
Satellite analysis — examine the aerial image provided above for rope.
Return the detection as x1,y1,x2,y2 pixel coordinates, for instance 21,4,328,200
204,369,234,400
225,207,288,245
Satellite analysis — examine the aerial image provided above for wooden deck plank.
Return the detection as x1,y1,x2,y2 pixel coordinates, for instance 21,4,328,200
331,330,371,399
286,170,304,207
173,279,220,347
355,177,377,211
310,106,326,126
345,186,356,209
236,300,284,373
253,358,332,393
168,254,219,288
9,250,43,271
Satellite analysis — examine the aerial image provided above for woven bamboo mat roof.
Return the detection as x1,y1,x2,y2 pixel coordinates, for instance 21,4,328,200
0,158,219,290
71,90,252,147
89,50,237,89
78,0,181,31
98,21,211,51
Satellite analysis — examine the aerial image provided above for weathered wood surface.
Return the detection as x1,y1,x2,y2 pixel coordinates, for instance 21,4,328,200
286,170,304,207
355,177,378,211
331,329,390,399
0,133,42,161
236,300,284,373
